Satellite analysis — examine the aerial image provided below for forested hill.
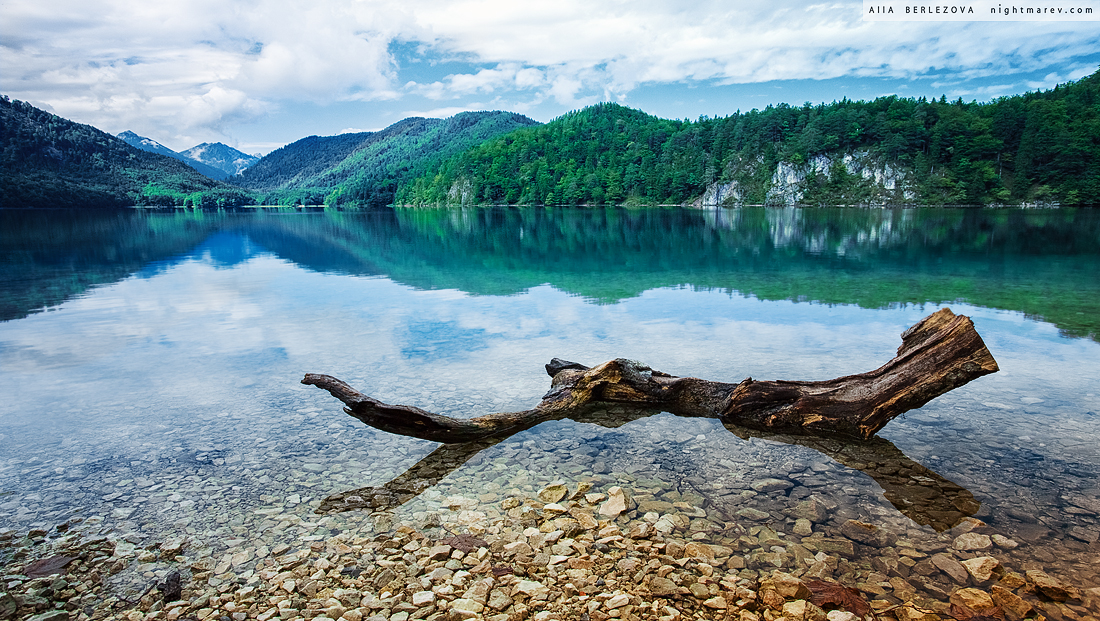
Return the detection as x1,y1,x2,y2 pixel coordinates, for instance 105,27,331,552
399,69,1100,207
1,96,253,208
235,111,539,207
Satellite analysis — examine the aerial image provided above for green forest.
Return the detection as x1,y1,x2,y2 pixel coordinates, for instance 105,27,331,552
0,96,253,209
398,69,1100,207
235,111,538,207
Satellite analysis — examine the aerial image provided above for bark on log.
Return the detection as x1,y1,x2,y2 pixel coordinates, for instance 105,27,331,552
303,307,998,442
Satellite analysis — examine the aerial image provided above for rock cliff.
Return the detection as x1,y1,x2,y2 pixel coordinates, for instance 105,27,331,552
695,151,917,207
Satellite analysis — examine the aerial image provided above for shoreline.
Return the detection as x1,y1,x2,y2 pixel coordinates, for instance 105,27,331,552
4,482,1096,621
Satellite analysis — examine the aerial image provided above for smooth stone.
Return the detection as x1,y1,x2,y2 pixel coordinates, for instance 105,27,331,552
649,576,684,596
411,591,435,607
542,503,567,515
751,478,794,493
1025,569,1075,601
429,545,453,560
736,508,771,521
961,556,999,582
605,594,630,609
950,588,993,610
953,532,992,551
0,593,15,619
512,579,549,599
703,595,728,609
783,600,825,620
810,538,856,557
599,487,627,517
760,571,811,599
537,484,567,504
791,498,828,523
990,585,1033,619
839,520,897,548
931,553,969,584
684,542,716,562
450,598,484,614
25,613,70,621
487,589,513,611
637,500,675,513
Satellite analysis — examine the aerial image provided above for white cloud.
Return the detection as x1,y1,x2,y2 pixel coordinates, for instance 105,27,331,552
406,64,546,100
399,105,490,119
1,0,1096,145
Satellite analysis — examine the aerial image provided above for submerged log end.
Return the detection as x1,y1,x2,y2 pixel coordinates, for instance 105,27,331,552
302,373,367,406
897,308,999,375
720,307,1000,440
857,309,999,437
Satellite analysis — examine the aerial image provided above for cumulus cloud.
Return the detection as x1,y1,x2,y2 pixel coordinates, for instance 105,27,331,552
1,0,1096,146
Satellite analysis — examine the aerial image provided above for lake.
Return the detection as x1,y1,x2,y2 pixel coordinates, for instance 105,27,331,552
1,206,1098,615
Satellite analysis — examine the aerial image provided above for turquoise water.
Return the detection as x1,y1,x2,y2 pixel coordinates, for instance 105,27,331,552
1,206,1098,596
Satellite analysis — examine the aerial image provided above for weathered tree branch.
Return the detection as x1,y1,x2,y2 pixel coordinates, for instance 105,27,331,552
303,308,998,442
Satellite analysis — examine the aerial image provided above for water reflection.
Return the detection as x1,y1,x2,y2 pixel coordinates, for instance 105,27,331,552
3,207,1099,340
319,401,978,532
721,425,979,532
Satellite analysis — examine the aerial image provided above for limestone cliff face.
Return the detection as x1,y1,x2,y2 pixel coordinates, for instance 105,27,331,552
447,178,476,205
694,151,917,207
696,180,745,207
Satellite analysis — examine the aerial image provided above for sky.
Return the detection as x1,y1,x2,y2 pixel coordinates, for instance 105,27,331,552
2,0,1098,155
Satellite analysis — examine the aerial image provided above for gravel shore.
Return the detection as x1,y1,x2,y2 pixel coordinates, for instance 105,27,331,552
3,479,1097,621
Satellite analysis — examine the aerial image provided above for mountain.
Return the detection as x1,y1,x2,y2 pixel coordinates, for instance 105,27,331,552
235,111,539,207
116,130,229,180
180,142,259,177
233,131,374,194
399,69,1100,207
1,96,254,208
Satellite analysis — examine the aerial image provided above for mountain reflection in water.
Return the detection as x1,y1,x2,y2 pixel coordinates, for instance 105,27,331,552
3,206,1099,341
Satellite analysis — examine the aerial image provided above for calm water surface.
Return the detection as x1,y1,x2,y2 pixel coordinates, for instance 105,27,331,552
1,207,1098,601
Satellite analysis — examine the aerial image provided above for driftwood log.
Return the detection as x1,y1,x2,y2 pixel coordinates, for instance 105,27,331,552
304,308,996,529
303,308,998,442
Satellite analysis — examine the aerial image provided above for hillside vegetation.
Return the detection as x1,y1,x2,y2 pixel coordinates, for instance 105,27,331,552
236,111,538,207
1,97,253,208
398,69,1100,207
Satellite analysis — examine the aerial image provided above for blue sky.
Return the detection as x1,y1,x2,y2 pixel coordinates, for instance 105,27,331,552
2,0,1098,155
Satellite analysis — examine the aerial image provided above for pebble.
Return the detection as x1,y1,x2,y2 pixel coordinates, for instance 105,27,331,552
4,430,1099,621
953,532,993,551
599,486,628,518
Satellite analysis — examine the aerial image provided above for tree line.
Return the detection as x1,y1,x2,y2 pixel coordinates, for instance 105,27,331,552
398,69,1099,206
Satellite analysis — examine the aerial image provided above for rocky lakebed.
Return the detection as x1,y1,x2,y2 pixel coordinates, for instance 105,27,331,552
3,467,1098,621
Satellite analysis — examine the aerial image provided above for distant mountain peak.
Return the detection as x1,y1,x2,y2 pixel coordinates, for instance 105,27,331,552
180,142,259,177
117,130,175,155
115,131,233,180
